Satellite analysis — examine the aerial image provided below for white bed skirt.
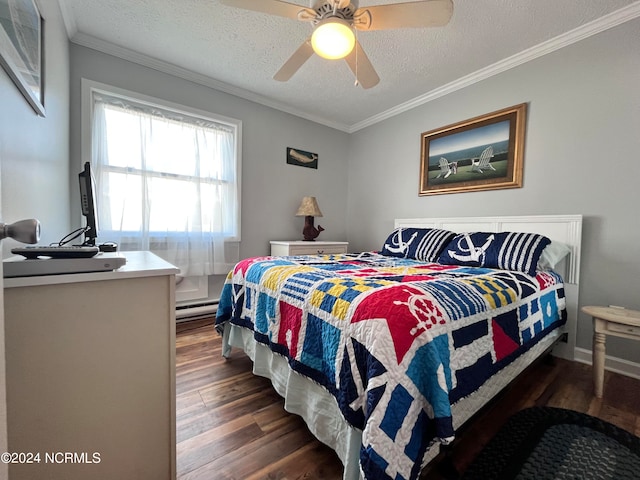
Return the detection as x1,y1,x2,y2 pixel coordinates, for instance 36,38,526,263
222,322,564,480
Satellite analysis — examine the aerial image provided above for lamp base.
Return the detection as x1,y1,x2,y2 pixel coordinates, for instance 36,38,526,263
302,216,324,241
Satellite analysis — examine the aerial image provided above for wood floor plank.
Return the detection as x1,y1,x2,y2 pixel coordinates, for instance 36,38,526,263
180,420,317,480
252,402,299,434
198,371,273,408
175,322,640,480
243,441,343,480
178,417,264,476
177,350,257,396
176,390,206,416
177,388,283,443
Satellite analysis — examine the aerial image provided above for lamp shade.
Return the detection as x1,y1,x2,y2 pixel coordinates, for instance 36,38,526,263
311,18,355,60
296,196,323,217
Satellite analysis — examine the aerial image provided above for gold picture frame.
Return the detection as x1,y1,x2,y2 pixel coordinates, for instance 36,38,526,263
419,103,527,196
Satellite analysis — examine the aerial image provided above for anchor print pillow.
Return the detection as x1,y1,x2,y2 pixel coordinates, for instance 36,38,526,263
437,231,551,276
380,228,455,262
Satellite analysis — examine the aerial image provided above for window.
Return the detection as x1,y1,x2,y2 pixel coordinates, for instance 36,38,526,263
85,81,241,276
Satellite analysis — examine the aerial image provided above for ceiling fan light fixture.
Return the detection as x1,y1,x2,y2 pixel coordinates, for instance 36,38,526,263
311,18,355,60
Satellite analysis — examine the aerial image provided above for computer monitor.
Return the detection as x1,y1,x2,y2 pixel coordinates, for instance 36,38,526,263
78,161,99,246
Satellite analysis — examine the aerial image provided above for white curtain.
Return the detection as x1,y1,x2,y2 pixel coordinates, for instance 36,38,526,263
91,94,239,276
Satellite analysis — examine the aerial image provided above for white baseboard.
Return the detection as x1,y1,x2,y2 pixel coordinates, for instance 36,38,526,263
175,301,218,322
573,347,640,380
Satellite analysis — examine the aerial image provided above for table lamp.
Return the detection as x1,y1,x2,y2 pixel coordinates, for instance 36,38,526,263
296,196,324,241
0,219,40,243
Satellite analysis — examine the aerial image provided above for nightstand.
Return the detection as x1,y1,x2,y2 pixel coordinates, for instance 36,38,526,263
581,305,640,398
270,240,348,256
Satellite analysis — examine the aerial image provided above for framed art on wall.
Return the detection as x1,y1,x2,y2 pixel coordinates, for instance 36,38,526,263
0,0,45,116
419,103,527,196
287,147,318,169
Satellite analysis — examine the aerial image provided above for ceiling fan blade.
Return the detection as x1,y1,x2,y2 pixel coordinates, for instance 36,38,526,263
220,0,313,20
344,41,380,89
354,0,453,31
273,40,315,82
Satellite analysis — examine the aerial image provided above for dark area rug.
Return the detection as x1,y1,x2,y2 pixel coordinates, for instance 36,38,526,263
461,406,640,480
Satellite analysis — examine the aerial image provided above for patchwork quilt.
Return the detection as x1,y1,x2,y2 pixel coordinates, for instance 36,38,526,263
215,252,566,480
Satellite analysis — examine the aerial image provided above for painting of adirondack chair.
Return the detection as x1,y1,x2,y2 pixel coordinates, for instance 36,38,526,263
435,157,458,178
419,103,527,196
471,146,495,173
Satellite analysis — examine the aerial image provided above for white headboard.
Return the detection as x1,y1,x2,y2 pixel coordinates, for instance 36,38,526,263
394,214,583,361
394,214,583,284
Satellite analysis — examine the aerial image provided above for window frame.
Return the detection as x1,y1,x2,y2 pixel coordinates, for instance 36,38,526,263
80,78,242,242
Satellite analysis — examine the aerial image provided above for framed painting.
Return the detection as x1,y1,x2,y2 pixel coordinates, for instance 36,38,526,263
419,103,527,196
287,147,318,169
0,0,45,116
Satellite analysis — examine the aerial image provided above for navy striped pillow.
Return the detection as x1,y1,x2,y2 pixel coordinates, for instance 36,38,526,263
380,228,455,262
437,231,551,276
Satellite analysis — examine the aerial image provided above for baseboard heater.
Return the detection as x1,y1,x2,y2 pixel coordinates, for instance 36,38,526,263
176,300,218,322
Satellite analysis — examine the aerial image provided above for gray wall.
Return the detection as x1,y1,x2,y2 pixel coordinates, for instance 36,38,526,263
347,18,640,363
69,45,350,262
0,2,70,252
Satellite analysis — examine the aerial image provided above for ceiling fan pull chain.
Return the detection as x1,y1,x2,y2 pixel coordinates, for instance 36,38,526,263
354,28,359,87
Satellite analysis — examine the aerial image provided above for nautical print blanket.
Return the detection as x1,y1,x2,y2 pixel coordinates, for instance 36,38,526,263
215,252,567,480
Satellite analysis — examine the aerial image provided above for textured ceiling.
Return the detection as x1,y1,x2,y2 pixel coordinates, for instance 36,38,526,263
58,0,640,131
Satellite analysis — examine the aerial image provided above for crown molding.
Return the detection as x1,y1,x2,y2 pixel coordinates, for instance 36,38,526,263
56,0,77,38
69,32,352,133
61,0,640,134
349,2,640,132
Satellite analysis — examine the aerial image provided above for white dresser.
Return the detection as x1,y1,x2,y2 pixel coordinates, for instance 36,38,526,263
3,251,179,480
270,240,349,256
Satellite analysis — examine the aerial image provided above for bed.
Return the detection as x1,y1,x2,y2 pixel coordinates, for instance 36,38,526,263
215,214,582,480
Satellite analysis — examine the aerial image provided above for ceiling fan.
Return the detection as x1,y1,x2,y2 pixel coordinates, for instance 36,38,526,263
220,0,453,89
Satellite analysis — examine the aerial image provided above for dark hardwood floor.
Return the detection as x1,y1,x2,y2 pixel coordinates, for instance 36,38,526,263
176,319,640,480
